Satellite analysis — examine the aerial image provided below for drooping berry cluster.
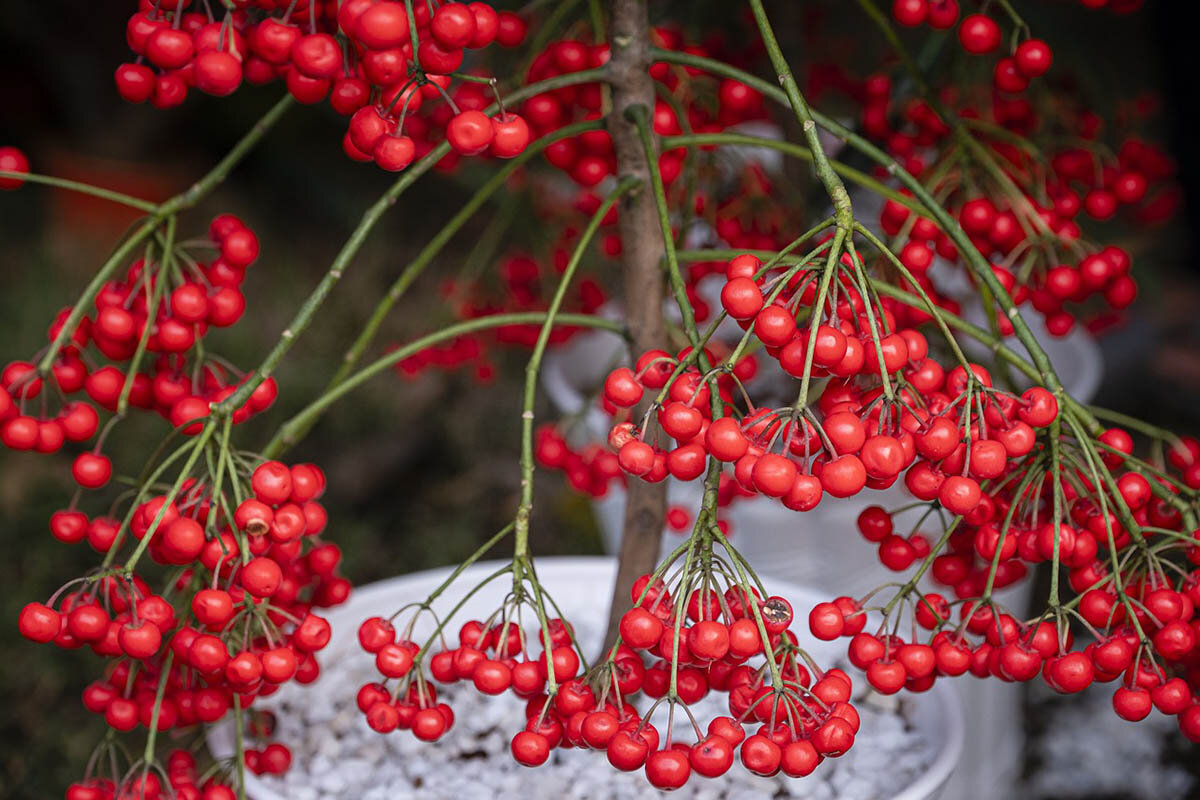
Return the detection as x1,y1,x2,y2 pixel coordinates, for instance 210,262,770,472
18,440,351,790
359,560,859,789
811,446,1200,739
64,747,245,800
2,214,274,479
598,252,1056,521
850,23,1175,338
117,0,533,171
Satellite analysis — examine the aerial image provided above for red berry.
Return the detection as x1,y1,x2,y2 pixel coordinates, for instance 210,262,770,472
355,2,410,49
491,114,531,158
115,63,156,103
511,731,550,766
374,136,416,172
645,748,691,790
72,453,112,489
1014,39,1053,78
194,51,243,97
958,14,1001,54
432,3,477,48
18,602,60,643
447,111,495,156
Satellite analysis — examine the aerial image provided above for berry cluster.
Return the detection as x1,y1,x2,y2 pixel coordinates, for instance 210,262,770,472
601,252,1057,521
816,439,1200,737
8,0,1200,795
1,214,274,485
65,748,247,799
117,0,532,171
813,559,1200,739
359,562,859,789
515,29,767,192
18,440,350,790
774,5,1164,341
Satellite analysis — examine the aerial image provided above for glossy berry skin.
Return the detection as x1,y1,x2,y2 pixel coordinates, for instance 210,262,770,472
620,607,664,648
809,602,845,640
194,52,243,97
292,34,344,79
607,731,650,770
741,734,782,776
491,114,531,158
72,453,112,489
645,749,691,790
958,14,1001,54
721,277,764,320
18,602,60,643
374,136,416,172
1015,39,1053,77
356,2,411,49
604,367,644,407
0,146,30,190
252,461,292,504
892,0,928,26
447,111,495,156
511,731,550,766
432,3,477,48
114,63,156,103
690,735,735,777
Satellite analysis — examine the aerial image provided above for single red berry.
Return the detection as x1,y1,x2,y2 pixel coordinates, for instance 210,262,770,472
511,731,550,766
72,453,112,489
431,3,477,48
374,136,416,172
194,51,243,97
491,114,531,158
114,63,156,103
18,602,61,643
1014,39,1053,78
645,748,691,790
447,111,495,156
958,14,1001,54
892,0,928,26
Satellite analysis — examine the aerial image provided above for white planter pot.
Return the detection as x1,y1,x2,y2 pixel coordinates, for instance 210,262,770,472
540,321,1103,800
211,557,962,800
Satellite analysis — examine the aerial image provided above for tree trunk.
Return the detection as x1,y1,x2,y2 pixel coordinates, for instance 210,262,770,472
601,0,669,652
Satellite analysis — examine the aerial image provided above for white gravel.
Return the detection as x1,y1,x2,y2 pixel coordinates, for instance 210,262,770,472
1022,680,1195,800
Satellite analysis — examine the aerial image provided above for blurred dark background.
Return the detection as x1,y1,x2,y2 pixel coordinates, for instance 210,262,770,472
2,1,1198,797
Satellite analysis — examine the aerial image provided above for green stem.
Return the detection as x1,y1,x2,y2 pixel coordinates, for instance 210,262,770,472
626,105,700,347
321,120,603,396
660,132,922,213
797,229,847,409
142,651,175,763
262,312,624,458
512,176,641,560
36,95,293,377
213,71,610,417
124,425,216,573
1086,405,1180,443
746,0,854,229
157,95,294,217
117,217,174,416
0,171,158,212
36,219,158,375
854,222,972,371
649,46,1071,403
853,0,1054,241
